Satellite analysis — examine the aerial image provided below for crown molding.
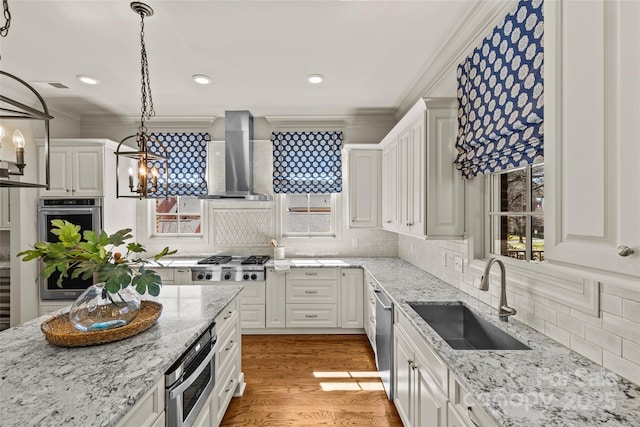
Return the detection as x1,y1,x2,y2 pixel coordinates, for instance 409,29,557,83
48,104,82,128
80,115,217,129
395,0,519,119
264,115,348,130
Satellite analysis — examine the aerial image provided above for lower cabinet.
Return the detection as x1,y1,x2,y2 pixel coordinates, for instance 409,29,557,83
394,321,447,427
239,282,266,328
363,271,377,350
393,308,498,427
265,268,286,328
341,268,364,328
115,378,165,427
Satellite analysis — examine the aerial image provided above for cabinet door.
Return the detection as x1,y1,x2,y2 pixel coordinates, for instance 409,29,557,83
348,150,381,229
545,0,640,278
340,269,363,328
398,128,412,235
72,146,103,196
382,140,399,231
425,106,464,237
39,147,72,196
414,353,447,427
408,115,426,236
394,326,414,427
265,269,286,328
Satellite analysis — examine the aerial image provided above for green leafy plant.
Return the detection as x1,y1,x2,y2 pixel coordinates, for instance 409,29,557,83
18,220,176,296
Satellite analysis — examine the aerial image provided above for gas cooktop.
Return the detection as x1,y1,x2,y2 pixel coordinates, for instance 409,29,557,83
192,255,270,282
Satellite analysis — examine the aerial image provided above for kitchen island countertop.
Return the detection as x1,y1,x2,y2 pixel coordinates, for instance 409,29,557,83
0,284,242,427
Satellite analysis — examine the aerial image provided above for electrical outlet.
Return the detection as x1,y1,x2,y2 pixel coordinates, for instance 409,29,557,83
352,238,358,247
441,252,447,266
454,254,463,273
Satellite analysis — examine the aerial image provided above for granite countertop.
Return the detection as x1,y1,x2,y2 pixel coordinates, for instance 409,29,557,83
0,284,242,427
332,257,639,427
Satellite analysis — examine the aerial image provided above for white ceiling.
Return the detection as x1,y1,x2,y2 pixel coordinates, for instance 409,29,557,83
1,0,479,119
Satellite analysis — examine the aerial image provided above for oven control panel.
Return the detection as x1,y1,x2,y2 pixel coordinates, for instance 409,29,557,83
192,268,266,282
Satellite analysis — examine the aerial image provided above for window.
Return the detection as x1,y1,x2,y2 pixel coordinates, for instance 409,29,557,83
489,164,544,261
154,196,203,235
282,193,335,237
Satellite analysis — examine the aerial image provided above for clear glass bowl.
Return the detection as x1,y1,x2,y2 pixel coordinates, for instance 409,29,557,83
69,283,141,332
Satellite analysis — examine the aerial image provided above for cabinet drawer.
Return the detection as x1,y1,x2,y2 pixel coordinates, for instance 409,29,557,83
241,304,265,329
449,376,499,427
215,298,239,334
115,378,165,427
286,280,338,303
287,268,337,280
217,311,240,375
154,268,174,282
215,355,239,424
240,282,265,304
286,304,337,327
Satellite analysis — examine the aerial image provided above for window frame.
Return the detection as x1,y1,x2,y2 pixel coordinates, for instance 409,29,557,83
486,163,544,263
279,193,338,239
150,196,205,237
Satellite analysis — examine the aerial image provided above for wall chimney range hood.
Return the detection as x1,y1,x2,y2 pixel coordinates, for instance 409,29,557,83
199,110,272,201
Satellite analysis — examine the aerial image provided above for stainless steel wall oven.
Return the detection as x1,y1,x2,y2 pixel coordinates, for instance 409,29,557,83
166,322,218,427
37,198,102,300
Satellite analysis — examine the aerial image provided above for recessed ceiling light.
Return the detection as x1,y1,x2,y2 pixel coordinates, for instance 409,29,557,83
306,74,324,84
76,75,100,85
192,74,212,85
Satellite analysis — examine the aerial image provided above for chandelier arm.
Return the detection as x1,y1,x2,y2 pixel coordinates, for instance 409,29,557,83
0,0,11,38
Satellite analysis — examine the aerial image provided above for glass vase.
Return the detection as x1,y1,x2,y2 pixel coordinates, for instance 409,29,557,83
69,283,141,332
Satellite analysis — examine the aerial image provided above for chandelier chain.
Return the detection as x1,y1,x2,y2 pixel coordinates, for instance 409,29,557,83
1,0,11,38
138,10,155,134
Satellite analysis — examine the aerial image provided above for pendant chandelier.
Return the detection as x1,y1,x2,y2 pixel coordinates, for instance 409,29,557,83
115,1,168,199
0,0,52,189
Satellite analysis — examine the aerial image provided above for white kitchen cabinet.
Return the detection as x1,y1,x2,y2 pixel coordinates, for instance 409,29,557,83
340,268,363,328
448,376,498,427
38,143,103,197
285,267,339,328
0,188,10,228
174,268,193,285
545,0,640,278
239,282,266,329
115,378,165,427
380,98,463,239
363,270,376,350
382,139,399,231
394,317,447,427
345,147,381,229
38,301,70,317
266,268,286,328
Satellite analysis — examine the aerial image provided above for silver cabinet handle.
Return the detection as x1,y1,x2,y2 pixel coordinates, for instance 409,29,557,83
305,314,318,318
386,220,391,223
617,246,634,257
467,407,481,427
224,379,235,393
223,311,233,320
305,272,318,276
304,290,318,294
177,269,189,273
225,340,235,352
65,189,70,192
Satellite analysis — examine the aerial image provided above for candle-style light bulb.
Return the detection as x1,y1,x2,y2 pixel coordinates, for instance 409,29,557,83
12,130,26,173
128,167,134,189
151,166,159,188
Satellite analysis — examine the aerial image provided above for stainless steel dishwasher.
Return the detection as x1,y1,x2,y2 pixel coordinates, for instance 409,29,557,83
374,288,394,400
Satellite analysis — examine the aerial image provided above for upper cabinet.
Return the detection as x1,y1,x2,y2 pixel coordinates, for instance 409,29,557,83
381,98,464,239
345,147,381,229
37,140,106,197
545,0,640,278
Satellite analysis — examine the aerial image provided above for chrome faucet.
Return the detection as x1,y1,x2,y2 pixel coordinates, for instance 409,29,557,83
479,258,517,321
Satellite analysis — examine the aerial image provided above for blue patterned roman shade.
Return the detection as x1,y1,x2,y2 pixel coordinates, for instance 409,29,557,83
149,132,210,197
454,0,544,179
271,131,343,194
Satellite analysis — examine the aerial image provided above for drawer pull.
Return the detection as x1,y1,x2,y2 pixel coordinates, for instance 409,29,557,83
176,269,189,273
223,311,233,320
304,290,318,294
305,272,318,276
304,314,318,318
225,341,235,352
225,379,235,393
467,407,481,427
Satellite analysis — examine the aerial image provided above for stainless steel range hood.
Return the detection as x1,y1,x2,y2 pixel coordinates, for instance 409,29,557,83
199,110,272,201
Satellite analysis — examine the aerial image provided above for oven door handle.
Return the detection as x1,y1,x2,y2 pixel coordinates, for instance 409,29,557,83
169,339,220,400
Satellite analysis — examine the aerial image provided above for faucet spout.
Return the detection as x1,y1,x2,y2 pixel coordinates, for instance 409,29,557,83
479,258,517,321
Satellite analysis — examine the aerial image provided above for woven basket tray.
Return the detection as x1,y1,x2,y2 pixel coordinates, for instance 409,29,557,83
41,301,162,347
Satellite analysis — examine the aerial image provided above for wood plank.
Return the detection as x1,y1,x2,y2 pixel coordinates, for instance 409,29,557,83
221,335,402,426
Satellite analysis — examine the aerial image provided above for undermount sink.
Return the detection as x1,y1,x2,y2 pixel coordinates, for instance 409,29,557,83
408,302,531,350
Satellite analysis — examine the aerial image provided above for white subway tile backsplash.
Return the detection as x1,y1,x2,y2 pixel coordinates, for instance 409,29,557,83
585,324,622,356
602,313,640,344
603,350,640,386
557,312,585,338
569,308,603,328
535,301,557,324
521,310,545,333
601,283,640,303
622,298,640,323
622,339,640,365
515,294,535,313
545,299,572,315
601,293,623,316
545,322,571,347
570,335,603,365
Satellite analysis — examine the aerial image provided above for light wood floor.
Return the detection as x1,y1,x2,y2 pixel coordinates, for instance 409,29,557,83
221,334,403,426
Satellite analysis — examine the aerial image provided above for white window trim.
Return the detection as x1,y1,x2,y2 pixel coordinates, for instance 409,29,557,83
276,193,341,242
464,172,600,317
